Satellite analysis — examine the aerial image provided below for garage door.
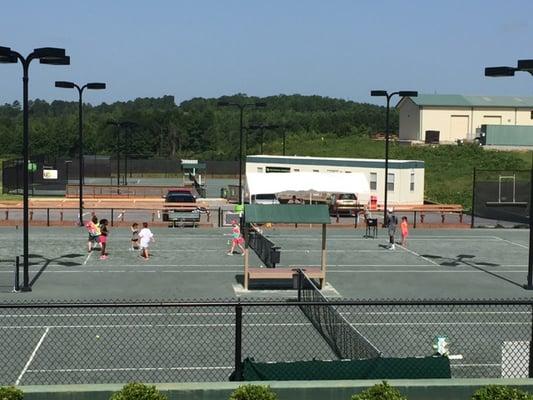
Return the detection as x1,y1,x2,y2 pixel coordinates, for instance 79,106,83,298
450,115,469,141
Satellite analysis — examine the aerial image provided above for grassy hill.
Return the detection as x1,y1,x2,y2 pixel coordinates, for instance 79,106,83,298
259,133,531,210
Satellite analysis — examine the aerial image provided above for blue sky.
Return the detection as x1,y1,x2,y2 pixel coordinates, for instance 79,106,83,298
1,0,533,106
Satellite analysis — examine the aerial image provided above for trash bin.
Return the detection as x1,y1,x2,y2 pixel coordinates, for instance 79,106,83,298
370,195,378,210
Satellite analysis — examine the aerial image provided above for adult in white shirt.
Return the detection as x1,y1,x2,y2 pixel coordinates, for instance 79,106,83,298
138,222,155,259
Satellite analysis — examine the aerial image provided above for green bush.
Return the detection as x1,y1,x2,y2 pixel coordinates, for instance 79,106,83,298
110,383,167,400
0,386,23,400
351,381,407,400
471,385,533,400
229,384,278,400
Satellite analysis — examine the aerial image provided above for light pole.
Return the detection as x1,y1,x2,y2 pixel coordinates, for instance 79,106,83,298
248,124,280,154
55,81,106,226
485,59,533,289
217,101,267,204
106,120,138,189
0,46,70,291
65,160,72,185
370,90,418,225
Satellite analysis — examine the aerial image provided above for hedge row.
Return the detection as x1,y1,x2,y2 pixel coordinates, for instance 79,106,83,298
1,381,532,400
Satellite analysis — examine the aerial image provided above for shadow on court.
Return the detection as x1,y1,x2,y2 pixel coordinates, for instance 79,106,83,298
27,253,84,289
421,253,524,289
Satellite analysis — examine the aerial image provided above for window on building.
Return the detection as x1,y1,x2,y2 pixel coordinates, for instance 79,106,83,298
293,168,300,172
410,172,415,192
387,173,395,192
257,167,263,173
531,110,533,120
345,171,351,173
313,169,319,173
370,172,377,191
265,166,290,173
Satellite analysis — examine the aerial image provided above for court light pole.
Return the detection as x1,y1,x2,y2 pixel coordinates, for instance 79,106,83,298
106,120,138,188
55,81,106,226
486,59,533,289
248,124,280,154
217,101,267,204
370,90,418,225
0,46,70,292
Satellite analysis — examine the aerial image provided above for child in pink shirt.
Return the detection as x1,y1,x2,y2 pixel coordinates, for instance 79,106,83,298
400,216,409,247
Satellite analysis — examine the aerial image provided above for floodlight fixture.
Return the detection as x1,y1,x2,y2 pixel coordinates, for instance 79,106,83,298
371,90,388,97
398,91,418,97
485,66,516,77
55,81,75,89
86,82,106,90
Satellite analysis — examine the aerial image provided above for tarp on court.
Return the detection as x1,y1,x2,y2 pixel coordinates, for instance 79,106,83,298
245,204,330,224
240,356,451,381
245,172,370,200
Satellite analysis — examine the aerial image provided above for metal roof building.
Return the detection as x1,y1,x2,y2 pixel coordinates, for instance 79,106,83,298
397,94,533,144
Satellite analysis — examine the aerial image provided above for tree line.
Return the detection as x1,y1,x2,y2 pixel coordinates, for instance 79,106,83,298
0,94,398,161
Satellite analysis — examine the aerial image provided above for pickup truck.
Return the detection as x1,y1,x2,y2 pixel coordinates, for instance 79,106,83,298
162,190,200,226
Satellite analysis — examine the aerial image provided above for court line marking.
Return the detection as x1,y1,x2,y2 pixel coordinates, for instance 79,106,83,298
0,310,526,319
0,268,528,274
26,365,233,373
0,323,313,329
15,326,49,385
496,237,529,250
83,252,93,265
1,321,528,330
397,245,440,266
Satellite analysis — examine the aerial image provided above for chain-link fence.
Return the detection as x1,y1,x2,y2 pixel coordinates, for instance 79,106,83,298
0,298,532,385
472,168,531,227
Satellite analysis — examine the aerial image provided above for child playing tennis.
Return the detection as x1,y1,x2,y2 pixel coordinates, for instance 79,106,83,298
138,222,155,260
98,219,109,260
227,220,245,256
400,216,409,247
85,215,100,252
130,222,139,250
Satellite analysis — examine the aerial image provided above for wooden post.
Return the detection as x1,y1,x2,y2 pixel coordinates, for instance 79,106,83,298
321,223,327,288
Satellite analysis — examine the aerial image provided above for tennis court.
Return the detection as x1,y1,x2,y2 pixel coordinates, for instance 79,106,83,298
0,226,532,385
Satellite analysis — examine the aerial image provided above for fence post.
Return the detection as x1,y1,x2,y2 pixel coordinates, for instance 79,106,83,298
46,208,50,227
218,207,222,227
529,304,533,378
111,208,114,227
413,211,417,229
5,210,8,220
471,167,476,229
13,256,19,292
234,302,243,381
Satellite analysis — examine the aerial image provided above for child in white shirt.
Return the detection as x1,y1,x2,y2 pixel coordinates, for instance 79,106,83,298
138,222,155,259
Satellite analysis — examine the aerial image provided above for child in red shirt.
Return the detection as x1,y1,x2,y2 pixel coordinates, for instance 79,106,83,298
400,216,409,247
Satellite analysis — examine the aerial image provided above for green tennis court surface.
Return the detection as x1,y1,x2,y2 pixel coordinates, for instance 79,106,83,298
0,227,531,300
0,226,532,385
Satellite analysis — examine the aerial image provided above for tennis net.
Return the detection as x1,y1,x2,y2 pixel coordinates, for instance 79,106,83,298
298,270,382,360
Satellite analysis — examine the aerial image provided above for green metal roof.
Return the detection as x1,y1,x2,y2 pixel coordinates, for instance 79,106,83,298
405,94,533,108
244,204,331,224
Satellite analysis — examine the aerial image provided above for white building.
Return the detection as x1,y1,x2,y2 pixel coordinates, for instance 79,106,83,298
398,94,533,144
246,155,425,205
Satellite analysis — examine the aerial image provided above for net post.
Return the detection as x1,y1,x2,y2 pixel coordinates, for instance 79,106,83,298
234,301,243,381
111,208,114,227
13,256,20,292
297,268,303,302
46,208,50,227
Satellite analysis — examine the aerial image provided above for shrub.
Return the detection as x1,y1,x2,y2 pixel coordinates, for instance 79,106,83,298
0,386,23,400
229,384,278,400
471,385,533,400
351,381,407,400
110,383,167,400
